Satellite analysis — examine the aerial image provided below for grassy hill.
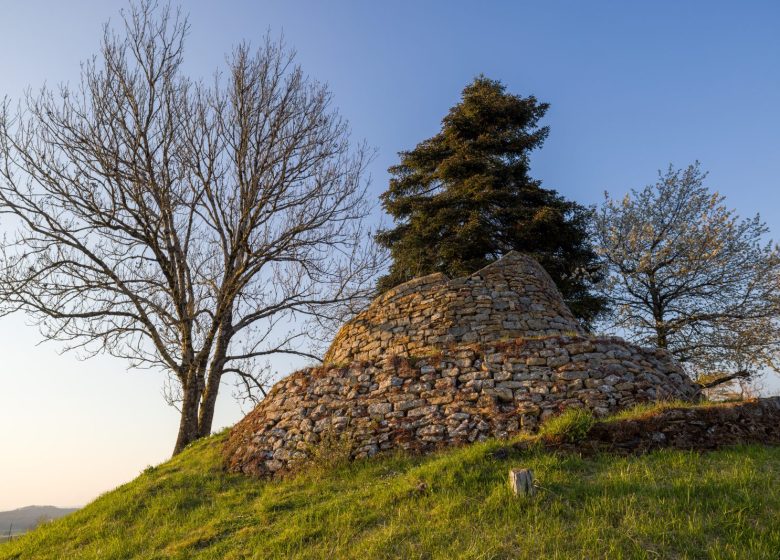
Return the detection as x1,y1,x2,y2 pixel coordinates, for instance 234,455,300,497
0,506,79,543
2,416,779,559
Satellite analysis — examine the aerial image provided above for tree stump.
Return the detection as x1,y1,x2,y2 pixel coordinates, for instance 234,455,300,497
509,468,535,496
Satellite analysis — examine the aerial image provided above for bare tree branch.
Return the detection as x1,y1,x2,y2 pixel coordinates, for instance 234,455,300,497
0,0,381,454
698,370,751,390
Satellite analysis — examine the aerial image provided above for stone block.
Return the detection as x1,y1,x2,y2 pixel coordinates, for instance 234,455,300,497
407,405,439,418
554,369,590,381
509,468,536,497
367,403,392,418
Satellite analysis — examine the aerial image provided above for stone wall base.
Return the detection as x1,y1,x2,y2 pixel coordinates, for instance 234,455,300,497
224,335,700,478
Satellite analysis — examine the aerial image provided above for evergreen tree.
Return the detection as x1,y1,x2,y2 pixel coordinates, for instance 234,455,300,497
376,76,604,324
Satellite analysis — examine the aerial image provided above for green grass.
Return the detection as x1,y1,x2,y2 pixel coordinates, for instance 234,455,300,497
2,429,779,560
605,399,717,422
538,407,595,443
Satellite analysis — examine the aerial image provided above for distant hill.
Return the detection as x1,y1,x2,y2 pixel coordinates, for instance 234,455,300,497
0,506,78,537
1,401,779,558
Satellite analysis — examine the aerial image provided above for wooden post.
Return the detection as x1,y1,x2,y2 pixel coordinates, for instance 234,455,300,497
509,468,535,496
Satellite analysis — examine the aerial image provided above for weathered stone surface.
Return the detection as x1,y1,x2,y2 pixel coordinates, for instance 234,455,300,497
323,252,584,365
223,252,702,478
223,334,700,477
509,468,536,497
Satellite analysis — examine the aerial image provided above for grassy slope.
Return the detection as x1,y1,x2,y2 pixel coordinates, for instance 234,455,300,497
2,426,780,560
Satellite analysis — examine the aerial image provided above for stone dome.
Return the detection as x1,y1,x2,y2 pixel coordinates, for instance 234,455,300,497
224,253,700,478
324,251,585,365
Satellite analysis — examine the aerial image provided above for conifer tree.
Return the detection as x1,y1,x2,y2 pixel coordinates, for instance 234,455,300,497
376,76,604,324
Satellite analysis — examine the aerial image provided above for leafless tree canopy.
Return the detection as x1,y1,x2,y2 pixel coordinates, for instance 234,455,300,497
0,2,379,454
593,163,780,388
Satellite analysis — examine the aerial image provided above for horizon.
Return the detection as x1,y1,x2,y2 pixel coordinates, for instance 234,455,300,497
1,0,779,510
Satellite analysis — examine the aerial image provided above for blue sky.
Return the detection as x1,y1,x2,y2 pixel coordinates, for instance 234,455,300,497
0,0,778,510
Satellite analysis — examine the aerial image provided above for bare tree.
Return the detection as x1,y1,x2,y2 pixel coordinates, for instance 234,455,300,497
593,163,780,388
0,2,379,454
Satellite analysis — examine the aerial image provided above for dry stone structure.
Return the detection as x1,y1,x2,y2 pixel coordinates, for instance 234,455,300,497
520,397,780,456
324,252,585,364
224,252,701,478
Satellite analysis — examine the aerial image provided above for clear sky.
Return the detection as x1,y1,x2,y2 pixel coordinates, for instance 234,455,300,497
1,0,778,510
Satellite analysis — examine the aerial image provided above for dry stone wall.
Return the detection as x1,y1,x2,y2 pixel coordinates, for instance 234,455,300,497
224,251,703,478
521,397,780,455
324,252,584,365
224,334,700,478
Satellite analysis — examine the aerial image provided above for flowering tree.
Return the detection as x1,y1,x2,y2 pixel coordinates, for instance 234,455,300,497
593,163,780,387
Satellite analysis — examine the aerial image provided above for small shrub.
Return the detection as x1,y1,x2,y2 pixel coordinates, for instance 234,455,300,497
296,429,356,478
539,408,595,443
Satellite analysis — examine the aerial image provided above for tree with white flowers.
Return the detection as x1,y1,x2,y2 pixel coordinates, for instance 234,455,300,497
593,162,780,388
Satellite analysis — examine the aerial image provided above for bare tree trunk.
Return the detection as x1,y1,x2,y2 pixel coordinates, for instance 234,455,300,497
173,376,202,455
197,377,221,439
655,321,668,349
648,276,669,349
197,317,233,438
